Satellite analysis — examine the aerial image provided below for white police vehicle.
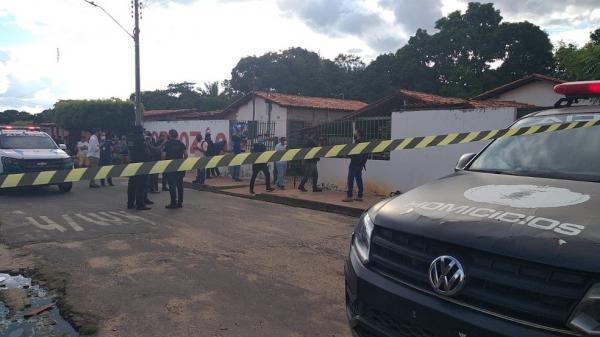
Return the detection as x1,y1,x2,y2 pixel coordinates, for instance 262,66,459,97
0,126,74,192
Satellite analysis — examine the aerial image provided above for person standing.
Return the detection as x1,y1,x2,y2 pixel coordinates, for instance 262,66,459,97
127,126,151,210
87,129,101,188
145,132,161,193
249,135,275,194
343,129,368,202
117,136,129,164
99,132,114,187
275,137,287,189
231,133,242,182
76,135,89,168
163,129,188,209
298,134,323,193
192,133,207,185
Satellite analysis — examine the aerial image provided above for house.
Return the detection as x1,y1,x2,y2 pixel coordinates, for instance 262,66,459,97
221,91,368,137
316,89,539,196
472,73,566,108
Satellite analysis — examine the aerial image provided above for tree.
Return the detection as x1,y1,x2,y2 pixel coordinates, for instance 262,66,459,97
200,81,220,97
334,54,366,73
554,32,600,81
54,99,135,132
590,28,600,45
229,47,348,98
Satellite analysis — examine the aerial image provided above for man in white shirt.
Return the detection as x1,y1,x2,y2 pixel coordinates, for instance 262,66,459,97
87,129,101,188
275,137,287,189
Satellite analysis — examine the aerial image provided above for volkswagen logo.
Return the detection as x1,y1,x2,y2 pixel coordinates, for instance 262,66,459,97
429,255,466,296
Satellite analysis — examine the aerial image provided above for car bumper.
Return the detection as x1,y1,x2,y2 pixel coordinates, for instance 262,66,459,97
345,246,579,337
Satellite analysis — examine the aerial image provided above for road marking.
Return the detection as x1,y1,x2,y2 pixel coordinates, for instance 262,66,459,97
109,211,156,225
74,213,110,226
62,214,84,232
22,211,155,232
26,217,66,232
13,210,25,215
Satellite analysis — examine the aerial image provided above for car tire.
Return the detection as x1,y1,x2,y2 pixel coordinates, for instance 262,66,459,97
58,183,73,193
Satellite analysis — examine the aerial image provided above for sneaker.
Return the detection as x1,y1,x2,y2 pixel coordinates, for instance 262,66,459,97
136,206,152,211
250,190,256,195
127,204,135,210
266,188,275,192
165,204,178,209
144,199,154,205
313,188,323,192
298,186,308,192
177,203,183,208
354,197,364,202
342,198,354,202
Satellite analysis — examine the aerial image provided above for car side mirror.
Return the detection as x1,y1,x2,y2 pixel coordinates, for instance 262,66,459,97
59,144,67,151
455,153,476,171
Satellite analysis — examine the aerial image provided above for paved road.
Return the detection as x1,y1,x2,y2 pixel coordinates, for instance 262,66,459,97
0,179,356,337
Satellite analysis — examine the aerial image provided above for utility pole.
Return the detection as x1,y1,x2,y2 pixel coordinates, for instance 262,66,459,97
133,0,142,126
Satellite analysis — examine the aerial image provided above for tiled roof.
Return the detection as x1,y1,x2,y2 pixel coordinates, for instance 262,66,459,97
254,91,368,111
347,89,539,118
472,74,566,100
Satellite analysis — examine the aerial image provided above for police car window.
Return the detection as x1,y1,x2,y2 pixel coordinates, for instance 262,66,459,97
469,113,600,182
0,134,57,150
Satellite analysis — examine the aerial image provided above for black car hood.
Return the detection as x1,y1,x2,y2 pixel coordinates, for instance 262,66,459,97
373,171,600,272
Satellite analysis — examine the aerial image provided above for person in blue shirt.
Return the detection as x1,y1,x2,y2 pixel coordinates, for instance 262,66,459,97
231,133,243,182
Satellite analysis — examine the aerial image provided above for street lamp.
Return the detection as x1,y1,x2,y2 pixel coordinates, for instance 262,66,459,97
81,0,143,127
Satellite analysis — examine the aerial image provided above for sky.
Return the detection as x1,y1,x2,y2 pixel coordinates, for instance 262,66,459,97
0,0,598,113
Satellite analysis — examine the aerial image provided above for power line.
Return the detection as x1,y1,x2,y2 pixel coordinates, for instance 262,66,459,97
81,0,133,39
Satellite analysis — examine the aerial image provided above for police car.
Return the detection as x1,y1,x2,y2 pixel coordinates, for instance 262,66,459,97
0,126,74,192
345,81,600,337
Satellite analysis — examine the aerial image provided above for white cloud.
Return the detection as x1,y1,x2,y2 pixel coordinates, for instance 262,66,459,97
0,0,597,112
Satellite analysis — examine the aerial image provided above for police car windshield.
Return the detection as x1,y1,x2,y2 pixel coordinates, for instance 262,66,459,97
469,113,600,182
0,133,57,150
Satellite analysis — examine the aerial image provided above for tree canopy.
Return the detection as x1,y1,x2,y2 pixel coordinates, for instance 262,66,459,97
135,81,232,111
554,29,600,81
53,99,134,131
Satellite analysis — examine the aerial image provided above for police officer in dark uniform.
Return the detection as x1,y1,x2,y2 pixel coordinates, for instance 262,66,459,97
127,126,152,210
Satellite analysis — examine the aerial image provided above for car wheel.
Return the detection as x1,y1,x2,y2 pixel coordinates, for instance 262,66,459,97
58,183,73,193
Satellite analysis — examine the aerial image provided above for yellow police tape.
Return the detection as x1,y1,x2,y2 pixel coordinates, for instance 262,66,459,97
0,120,598,189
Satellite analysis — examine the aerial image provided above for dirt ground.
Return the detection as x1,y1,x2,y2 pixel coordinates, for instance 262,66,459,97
0,180,356,336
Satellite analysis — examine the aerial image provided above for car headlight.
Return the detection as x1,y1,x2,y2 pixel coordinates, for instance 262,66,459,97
353,213,375,264
1,157,19,168
569,284,600,335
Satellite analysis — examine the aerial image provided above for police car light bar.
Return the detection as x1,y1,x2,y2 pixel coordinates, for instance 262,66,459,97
554,81,600,96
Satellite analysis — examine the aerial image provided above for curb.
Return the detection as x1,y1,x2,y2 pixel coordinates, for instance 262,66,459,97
183,182,365,218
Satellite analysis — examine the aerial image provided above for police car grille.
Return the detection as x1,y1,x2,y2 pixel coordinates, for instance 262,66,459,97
369,227,591,329
17,159,65,172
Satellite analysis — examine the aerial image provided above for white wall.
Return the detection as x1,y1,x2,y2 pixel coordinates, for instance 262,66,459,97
318,107,517,195
234,97,287,138
496,81,561,107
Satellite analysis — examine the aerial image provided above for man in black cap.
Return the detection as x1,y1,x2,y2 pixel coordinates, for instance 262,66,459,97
127,126,152,210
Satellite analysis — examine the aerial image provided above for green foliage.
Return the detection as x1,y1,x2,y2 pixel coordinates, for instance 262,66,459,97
134,81,232,111
554,29,600,81
229,47,352,98
54,99,134,131
0,109,53,125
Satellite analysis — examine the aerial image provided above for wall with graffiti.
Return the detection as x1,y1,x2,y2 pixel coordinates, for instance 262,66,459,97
144,120,230,156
